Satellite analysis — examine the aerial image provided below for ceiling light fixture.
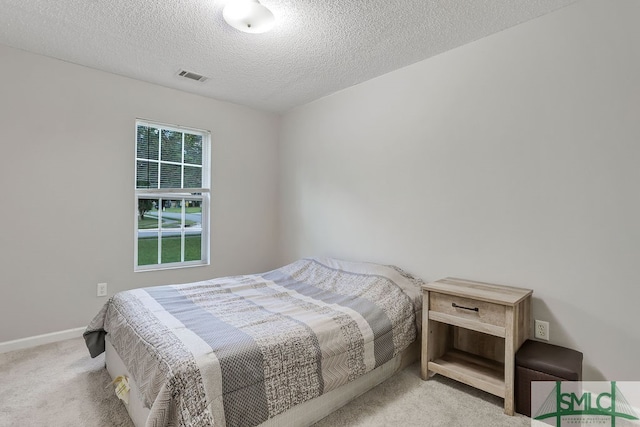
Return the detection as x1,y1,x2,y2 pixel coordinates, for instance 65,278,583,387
223,0,275,34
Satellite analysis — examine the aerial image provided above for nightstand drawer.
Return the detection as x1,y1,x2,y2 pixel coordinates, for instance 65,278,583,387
430,292,506,328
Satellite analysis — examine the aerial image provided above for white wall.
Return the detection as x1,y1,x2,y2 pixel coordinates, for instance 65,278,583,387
279,0,640,380
0,44,281,342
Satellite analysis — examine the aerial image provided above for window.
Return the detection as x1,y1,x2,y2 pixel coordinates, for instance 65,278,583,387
135,120,210,271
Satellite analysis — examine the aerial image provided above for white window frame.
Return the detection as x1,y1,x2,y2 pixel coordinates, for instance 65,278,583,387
134,119,211,272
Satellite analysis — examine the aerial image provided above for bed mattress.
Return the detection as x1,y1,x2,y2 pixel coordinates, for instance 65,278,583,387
85,257,423,427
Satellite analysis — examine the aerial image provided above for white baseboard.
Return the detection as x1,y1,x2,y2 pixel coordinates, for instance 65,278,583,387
0,327,85,354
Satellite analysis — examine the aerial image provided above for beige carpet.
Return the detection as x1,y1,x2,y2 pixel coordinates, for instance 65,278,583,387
0,338,531,426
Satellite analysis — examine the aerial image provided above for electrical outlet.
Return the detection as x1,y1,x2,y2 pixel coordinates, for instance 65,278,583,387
97,283,108,297
535,319,549,341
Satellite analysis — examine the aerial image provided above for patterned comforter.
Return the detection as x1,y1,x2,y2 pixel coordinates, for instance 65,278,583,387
84,257,423,427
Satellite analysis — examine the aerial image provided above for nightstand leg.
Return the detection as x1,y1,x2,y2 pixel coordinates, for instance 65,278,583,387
420,291,430,380
504,305,516,415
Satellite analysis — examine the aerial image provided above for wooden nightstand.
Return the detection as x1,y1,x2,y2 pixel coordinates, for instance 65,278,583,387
420,277,532,415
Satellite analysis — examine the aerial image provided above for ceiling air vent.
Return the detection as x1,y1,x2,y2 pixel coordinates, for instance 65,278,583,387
177,69,208,83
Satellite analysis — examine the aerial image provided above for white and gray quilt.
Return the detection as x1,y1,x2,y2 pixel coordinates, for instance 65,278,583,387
84,257,423,427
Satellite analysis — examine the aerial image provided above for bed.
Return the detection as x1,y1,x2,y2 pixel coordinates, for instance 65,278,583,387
84,257,423,427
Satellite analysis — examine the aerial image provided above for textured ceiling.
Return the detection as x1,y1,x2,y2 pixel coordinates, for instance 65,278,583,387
0,0,577,113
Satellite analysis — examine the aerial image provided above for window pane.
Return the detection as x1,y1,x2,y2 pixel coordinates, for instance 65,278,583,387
136,161,158,189
137,126,159,160
161,130,182,163
159,163,182,188
160,199,182,223
138,236,158,266
184,165,202,188
160,199,182,264
184,234,202,262
184,201,202,229
161,236,182,264
137,198,159,266
184,134,203,165
138,198,159,226
185,201,202,262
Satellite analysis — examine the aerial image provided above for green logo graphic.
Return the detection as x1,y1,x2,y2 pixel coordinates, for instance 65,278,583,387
534,381,639,426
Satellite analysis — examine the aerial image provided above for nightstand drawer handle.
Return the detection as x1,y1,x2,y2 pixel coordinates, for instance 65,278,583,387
451,302,479,312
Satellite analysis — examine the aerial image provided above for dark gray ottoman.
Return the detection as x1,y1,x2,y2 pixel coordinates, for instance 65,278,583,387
515,339,583,417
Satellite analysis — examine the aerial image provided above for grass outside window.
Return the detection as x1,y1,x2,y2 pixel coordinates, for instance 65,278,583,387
138,235,202,266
